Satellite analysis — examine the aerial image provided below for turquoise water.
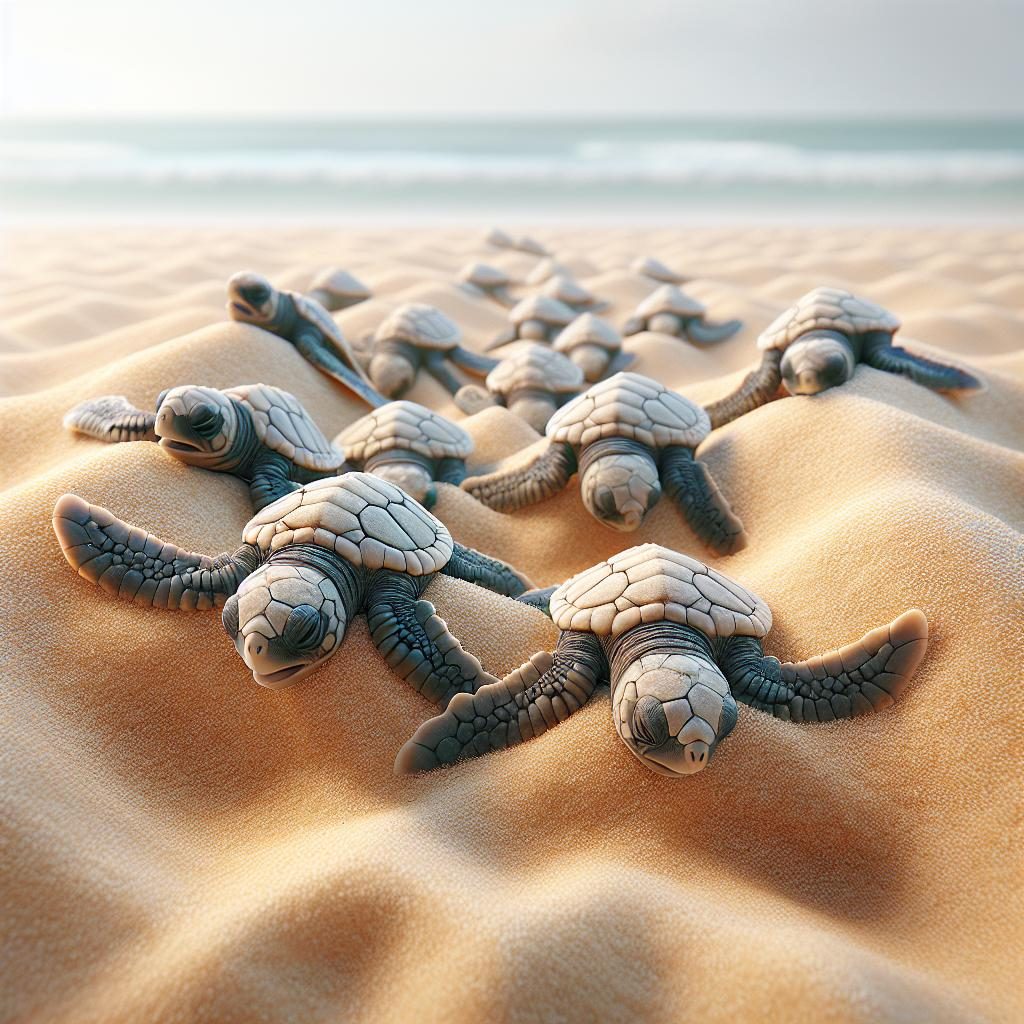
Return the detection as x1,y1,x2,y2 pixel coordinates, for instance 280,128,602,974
2,118,1023,223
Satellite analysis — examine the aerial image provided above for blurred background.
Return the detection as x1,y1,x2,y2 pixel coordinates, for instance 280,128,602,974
1,0,1022,224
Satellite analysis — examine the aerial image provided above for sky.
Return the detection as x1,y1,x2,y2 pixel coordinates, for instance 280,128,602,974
1,0,1023,118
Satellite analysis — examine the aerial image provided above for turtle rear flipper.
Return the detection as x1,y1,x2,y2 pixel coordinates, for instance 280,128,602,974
687,318,743,345
394,629,605,775
443,542,533,596
719,609,928,723
861,337,982,393
660,447,746,556
448,345,499,378
461,442,576,513
515,585,558,617
52,494,259,610
64,395,157,443
704,349,784,430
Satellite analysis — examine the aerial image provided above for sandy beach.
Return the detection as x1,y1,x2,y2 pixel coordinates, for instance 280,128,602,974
1,225,1022,1023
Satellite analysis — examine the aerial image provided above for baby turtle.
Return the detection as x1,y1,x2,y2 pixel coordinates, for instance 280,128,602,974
227,271,386,408
631,256,688,285
541,275,609,315
526,258,572,286
307,267,372,312
64,384,347,511
457,263,517,308
623,284,743,345
485,228,548,256
553,313,634,382
53,473,530,706
454,344,585,432
335,401,474,507
705,286,982,428
396,543,928,776
461,372,745,554
366,303,499,398
486,294,577,350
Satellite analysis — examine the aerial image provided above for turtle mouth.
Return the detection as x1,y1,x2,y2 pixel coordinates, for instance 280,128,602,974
232,301,256,317
252,661,316,689
159,438,202,453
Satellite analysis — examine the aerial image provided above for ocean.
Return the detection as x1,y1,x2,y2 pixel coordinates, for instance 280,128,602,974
2,117,1023,224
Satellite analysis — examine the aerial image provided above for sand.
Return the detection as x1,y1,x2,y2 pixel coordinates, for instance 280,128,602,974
1,226,1022,1024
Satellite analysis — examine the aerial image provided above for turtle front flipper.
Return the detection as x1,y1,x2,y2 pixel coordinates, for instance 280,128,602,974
53,494,260,610
718,609,928,722
687,318,743,345
63,395,158,443
515,585,558,616
861,336,982,393
448,345,500,378
366,575,497,709
604,350,636,378
294,329,390,408
659,447,746,556
704,349,784,430
394,629,605,775
248,450,301,511
435,456,467,486
442,542,533,597
461,442,576,513
423,351,465,395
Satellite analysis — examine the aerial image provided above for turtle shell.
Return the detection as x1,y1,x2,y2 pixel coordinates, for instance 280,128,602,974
758,287,901,351
486,344,584,397
293,292,349,348
242,472,452,575
309,267,371,302
226,384,344,472
546,372,710,450
541,275,594,306
337,400,473,463
554,313,622,354
550,543,772,639
526,258,571,285
634,284,705,322
459,262,510,288
509,294,576,329
375,303,461,350
631,256,685,284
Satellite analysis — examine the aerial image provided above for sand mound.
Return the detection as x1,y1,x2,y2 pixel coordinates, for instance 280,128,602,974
1,227,1021,1024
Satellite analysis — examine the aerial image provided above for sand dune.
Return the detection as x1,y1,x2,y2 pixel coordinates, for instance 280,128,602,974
1,227,1021,1024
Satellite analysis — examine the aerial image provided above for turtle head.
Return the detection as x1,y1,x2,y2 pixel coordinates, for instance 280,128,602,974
579,441,661,532
368,348,418,398
154,386,238,467
366,459,437,508
567,343,611,383
223,564,347,689
613,653,738,776
227,271,279,326
780,330,856,396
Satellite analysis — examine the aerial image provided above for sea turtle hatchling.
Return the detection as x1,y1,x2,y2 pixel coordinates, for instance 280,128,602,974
485,294,577,351
461,372,745,554
623,284,743,345
630,256,688,285
704,286,982,429
453,344,584,432
307,267,372,312
485,228,549,256
366,303,499,399
540,275,609,315
335,401,474,507
457,263,517,308
53,473,531,706
227,271,387,408
396,543,929,776
64,384,348,511
553,313,634,382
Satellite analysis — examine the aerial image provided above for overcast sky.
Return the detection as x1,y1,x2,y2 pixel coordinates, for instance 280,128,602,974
2,0,1022,118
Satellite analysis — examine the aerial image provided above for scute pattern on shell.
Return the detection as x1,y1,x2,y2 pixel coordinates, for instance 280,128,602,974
546,372,710,450
635,284,705,320
293,292,347,347
758,286,901,351
338,401,473,462
375,303,461,350
554,313,622,354
486,344,584,396
550,543,772,639
242,472,453,575
509,294,576,327
227,384,344,472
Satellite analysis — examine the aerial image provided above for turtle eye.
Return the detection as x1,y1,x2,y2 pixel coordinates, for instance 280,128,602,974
221,595,240,639
283,604,326,653
632,695,669,747
187,403,224,437
242,282,271,306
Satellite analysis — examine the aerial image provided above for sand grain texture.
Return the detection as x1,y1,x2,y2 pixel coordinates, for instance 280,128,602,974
1,227,1022,1024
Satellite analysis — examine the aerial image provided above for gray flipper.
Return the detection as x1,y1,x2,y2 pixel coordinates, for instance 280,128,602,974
63,395,157,443
622,316,645,337
686,318,743,344
449,345,500,377
659,447,746,555
861,337,981,392
484,326,519,352
604,350,636,378
461,442,576,513
435,457,467,485
717,610,928,723
294,329,389,408
52,494,259,610
248,451,299,511
704,349,784,430
394,629,605,774
516,585,558,616
366,576,497,709
423,351,466,395
442,542,533,596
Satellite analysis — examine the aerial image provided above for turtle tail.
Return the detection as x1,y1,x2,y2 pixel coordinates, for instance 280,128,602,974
52,494,260,610
63,395,157,443
461,442,576,513
686,318,743,345
861,337,982,392
704,349,784,430
718,609,928,723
